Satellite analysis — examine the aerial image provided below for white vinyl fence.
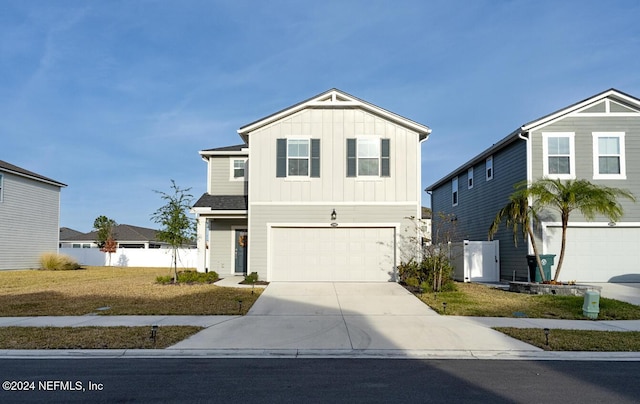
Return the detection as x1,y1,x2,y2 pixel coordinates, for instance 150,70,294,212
60,247,198,269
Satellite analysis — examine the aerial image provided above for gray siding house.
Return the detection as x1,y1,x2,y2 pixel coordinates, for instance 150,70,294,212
0,160,66,270
193,89,431,281
427,89,640,283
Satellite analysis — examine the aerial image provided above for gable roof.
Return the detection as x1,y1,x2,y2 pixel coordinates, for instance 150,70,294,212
237,88,432,142
426,88,640,191
0,160,66,187
59,227,84,240
61,224,163,242
521,88,640,131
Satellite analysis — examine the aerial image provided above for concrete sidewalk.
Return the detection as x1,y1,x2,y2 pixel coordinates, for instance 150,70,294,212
0,281,639,360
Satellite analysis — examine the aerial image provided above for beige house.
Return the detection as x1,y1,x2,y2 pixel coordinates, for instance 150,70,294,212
193,89,431,281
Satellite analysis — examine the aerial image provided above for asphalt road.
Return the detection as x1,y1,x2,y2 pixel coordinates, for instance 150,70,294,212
0,358,638,403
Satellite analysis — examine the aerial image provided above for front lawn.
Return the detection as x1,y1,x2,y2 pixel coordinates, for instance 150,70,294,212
415,282,640,320
0,266,261,316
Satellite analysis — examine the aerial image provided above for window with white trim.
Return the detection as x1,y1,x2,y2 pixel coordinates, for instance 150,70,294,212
543,132,575,179
593,132,626,179
467,167,474,189
452,176,458,206
346,138,391,177
276,138,320,178
287,139,309,176
231,159,247,180
0,173,3,202
486,156,493,181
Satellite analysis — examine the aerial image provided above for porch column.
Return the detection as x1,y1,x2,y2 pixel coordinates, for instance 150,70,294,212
196,216,208,273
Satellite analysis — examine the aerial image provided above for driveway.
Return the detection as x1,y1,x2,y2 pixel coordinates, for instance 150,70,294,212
169,282,539,353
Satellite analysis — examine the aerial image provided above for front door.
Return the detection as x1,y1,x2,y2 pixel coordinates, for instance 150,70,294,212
234,229,248,275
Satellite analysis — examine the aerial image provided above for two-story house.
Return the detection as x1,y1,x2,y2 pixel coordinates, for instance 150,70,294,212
427,89,640,283
193,89,431,282
0,160,66,270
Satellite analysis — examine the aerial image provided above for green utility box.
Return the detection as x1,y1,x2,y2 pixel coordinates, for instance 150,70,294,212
583,290,600,319
526,254,555,283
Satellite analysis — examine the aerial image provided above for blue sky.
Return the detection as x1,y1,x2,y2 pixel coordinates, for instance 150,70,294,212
2,0,639,231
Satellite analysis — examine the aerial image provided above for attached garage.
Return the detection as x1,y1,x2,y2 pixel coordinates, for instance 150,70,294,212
544,225,640,282
270,226,396,282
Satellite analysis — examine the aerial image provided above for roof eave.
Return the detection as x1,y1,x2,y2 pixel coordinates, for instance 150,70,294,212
237,88,431,139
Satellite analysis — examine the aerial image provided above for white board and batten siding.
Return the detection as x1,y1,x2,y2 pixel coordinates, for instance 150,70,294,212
246,108,423,282
0,173,62,270
543,224,640,282
248,108,420,204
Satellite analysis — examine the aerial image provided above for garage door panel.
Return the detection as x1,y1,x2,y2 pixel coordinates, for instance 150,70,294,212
271,227,395,282
545,226,640,282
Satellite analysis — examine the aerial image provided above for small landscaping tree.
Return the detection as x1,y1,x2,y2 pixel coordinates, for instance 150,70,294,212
488,185,546,282
93,215,117,266
151,180,196,283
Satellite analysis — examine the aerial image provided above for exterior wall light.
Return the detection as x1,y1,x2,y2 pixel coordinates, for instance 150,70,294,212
330,209,338,227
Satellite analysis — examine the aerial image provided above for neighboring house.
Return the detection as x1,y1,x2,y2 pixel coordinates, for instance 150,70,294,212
193,89,431,281
59,224,184,249
0,160,66,270
427,89,640,283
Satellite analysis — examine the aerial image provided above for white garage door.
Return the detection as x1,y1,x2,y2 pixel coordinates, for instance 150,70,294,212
270,227,395,282
544,225,640,282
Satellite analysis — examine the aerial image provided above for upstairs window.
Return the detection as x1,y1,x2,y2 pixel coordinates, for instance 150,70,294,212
0,173,3,202
486,156,493,181
231,159,247,180
287,139,309,176
467,167,474,189
347,138,391,177
452,176,458,206
593,132,626,179
543,132,575,179
276,139,320,178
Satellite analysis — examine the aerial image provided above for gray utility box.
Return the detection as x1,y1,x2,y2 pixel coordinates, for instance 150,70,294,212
583,290,600,319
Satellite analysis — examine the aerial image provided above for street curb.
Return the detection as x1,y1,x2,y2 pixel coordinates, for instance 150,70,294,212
1,349,640,361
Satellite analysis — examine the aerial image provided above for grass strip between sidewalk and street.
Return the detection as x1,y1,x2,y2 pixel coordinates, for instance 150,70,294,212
0,326,204,349
495,328,640,351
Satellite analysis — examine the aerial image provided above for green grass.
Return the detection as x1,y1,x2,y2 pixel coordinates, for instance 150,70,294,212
0,326,203,349
415,282,640,320
496,328,640,351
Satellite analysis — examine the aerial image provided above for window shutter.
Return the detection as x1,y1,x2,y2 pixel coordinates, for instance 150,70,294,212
381,138,390,177
311,139,320,178
347,139,357,177
276,139,287,178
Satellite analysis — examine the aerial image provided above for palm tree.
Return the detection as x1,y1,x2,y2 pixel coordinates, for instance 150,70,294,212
525,178,635,282
489,187,547,282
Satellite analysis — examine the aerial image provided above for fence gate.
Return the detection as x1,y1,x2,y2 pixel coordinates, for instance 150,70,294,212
449,240,499,283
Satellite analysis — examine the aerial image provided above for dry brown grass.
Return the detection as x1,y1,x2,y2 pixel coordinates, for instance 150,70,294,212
0,267,262,316
0,326,203,349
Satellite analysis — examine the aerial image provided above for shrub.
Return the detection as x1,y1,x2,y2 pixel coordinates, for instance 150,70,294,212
39,253,81,271
398,253,455,293
244,272,259,284
156,270,219,285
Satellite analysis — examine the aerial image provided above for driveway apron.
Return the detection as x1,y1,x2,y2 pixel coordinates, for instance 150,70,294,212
168,282,539,352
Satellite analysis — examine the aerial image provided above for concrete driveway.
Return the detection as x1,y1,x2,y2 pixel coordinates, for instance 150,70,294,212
169,282,539,353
